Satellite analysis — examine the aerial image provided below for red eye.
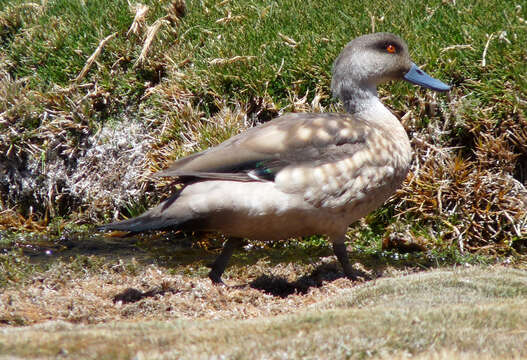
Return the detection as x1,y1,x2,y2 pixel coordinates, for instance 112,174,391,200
386,44,396,53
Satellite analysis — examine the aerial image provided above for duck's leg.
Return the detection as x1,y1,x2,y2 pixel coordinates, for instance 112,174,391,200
331,236,357,281
208,237,243,284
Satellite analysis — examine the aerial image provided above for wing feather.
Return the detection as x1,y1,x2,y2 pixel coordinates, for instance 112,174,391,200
155,112,371,184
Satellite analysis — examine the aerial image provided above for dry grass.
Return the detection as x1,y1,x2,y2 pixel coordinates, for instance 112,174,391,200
0,209,47,232
1,265,526,359
379,86,527,251
0,251,362,325
0,0,173,224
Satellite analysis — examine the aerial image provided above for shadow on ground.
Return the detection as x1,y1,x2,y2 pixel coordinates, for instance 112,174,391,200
111,261,376,303
249,263,375,297
7,229,433,300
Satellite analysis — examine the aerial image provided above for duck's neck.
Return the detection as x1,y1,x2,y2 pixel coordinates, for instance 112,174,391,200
341,84,401,129
342,83,410,151
340,81,379,114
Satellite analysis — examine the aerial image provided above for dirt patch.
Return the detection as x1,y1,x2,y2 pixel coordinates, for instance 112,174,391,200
0,257,366,325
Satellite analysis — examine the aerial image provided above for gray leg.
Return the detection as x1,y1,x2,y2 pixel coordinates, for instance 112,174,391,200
332,241,357,281
208,238,243,284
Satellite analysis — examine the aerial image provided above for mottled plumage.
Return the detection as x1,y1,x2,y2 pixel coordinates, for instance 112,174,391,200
99,33,450,283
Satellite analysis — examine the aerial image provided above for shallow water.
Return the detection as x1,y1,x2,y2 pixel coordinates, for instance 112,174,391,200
1,230,200,265
1,229,334,271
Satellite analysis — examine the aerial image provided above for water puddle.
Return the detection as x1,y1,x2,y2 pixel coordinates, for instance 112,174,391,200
1,230,210,266
0,229,338,272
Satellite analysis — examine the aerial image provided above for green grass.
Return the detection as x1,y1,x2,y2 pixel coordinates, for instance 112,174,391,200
2,0,524,112
168,0,526,109
1,0,526,255
2,0,167,82
0,248,38,288
0,0,171,132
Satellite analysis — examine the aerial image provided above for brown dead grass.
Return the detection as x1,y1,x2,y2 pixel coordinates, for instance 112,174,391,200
1,265,526,359
381,88,527,250
0,209,47,232
0,255,363,325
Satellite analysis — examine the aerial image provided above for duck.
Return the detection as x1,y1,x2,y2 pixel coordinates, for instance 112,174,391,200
99,32,450,283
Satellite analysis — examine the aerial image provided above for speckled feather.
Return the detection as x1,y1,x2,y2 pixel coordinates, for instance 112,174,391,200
155,109,411,205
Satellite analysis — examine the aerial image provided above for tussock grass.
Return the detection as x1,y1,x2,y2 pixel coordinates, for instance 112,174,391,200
0,1,526,252
1,266,526,359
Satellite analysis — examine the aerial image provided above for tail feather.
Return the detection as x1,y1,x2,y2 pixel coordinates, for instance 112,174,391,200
98,214,175,233
98,193,187,233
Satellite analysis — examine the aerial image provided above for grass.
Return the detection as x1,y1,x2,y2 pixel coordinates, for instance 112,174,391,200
0,0,526,356
1,266,526,359
1,0,525,250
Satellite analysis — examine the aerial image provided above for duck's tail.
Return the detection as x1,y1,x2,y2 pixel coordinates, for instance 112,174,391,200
98,192,189,233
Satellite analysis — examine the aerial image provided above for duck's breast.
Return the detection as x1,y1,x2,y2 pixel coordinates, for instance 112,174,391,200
274,109,412,223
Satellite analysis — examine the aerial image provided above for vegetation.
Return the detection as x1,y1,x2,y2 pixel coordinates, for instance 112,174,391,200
0,0,526,357
1,0,525,253
1,266,527,359
1,0,526,237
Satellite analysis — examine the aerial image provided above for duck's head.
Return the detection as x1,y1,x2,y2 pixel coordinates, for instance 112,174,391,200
331,32,450,113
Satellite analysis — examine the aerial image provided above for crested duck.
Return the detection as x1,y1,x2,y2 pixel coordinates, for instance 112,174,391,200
100,32,450,283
